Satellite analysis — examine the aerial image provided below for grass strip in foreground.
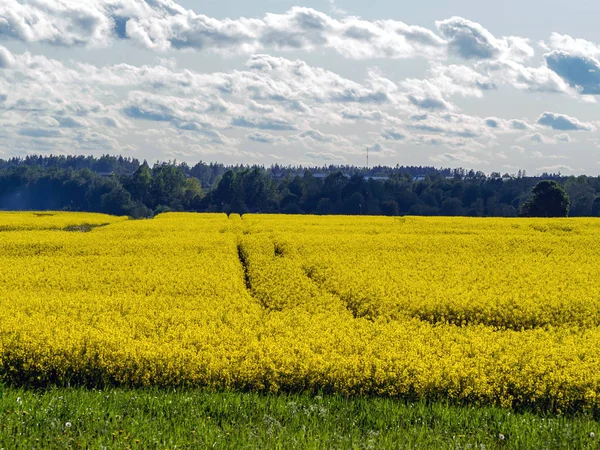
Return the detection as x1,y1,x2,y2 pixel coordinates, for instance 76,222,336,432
0,387,599,449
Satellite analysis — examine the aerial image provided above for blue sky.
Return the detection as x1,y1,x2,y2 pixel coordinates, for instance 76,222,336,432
1,0,600,175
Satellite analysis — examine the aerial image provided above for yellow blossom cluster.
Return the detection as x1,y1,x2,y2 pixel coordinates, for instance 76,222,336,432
0,211,127,231
1,212,600,412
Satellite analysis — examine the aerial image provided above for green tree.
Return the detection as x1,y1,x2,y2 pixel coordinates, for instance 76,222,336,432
150,164,187,209
100,186,133,216
130,161,151,203
520,180,570,217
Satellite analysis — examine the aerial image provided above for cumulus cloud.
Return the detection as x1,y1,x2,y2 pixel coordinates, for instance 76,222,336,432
428,64,496,97
436,17,499,60
0,47,408,155
436,17,534,61
18,127,62,138
305,151,345,161
518,132,574,145
0,2,448,59
175,122,228,144
0,1,545,68
55,116,85,128
0,12,598,168
0,45,14,68
545,51,600,95
406,112,495,142
402,79,453,111
481,117,534,132
123,102,176,122
545,33,600,58
430,151,487,165
485,118,500,128
509,119,531,130
530,150,568,159
232,116,298,131
477,59,572,94
381,128,406,141
555,133,572,143
537,112,595,131
0,0,114,46
536,164,573,173
244,55,398,107
294,129,342,143
522,133,552,145
539,33,600,96
247,132,288,145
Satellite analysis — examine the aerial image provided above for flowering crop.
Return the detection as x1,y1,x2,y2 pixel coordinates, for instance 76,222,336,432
1,213,600,412
0,211,127,231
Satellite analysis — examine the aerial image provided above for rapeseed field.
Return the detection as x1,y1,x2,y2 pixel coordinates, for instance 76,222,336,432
1,212,599,413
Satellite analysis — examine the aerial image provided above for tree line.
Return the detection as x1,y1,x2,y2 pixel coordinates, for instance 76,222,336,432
0,155,599,218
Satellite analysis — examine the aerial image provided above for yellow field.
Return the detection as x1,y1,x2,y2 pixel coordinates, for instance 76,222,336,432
1,212,600,412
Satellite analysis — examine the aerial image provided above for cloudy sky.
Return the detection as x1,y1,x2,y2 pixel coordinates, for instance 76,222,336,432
1,0,600,174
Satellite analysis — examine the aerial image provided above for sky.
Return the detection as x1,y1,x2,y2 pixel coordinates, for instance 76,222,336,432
0,1,600,175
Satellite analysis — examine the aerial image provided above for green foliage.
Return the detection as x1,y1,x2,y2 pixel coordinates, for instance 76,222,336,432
3,154,600,218
1,388,599,449
521,181,571,217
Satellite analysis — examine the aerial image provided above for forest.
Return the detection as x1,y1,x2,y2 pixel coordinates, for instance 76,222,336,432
1,154,599,218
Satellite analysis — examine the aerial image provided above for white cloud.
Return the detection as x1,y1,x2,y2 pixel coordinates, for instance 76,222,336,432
402,78,454,111
518,132,574,145
477,59,573,94
381,128,406,141
305,151,346,161
555,133,572,144
0,45,14,68
430,151,487,165
435,17,534,61
509,119,532,131
0,0,114,47
293,129,344,143
427,63,496,97
0,8,599,169
536,164,573,173
0,2,447,59
537,112,595,131
545,51,600,96
538,33,600,96
483,117,534,132
247,132,288,145
530,150,568,160
545,33,600,58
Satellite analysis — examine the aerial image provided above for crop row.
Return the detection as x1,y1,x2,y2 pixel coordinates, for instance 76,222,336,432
1,213,599,412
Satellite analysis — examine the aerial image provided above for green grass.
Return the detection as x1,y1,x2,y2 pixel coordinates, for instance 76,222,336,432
0,387,599,449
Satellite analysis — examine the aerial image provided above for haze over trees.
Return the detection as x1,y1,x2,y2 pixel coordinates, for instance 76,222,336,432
0,154,599,218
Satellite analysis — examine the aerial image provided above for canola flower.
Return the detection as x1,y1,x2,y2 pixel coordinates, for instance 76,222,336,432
0,211,127,231
1,212,600,412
